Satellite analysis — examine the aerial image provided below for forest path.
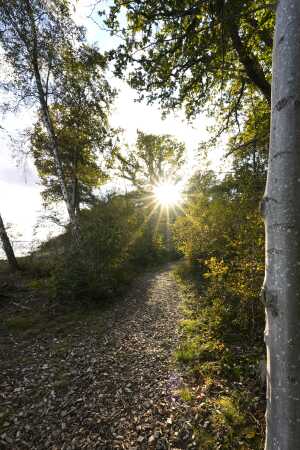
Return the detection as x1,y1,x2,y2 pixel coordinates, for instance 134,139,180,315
0,264,198,450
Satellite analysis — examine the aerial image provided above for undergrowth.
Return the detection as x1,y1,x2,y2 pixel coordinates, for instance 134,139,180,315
173,261,266,450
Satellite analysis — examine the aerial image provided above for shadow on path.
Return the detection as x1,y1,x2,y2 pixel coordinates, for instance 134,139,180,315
0,264,197,450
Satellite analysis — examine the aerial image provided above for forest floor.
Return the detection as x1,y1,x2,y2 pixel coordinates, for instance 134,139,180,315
0,263,200,450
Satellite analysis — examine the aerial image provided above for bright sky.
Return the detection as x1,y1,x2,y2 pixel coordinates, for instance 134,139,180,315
0,0,228,256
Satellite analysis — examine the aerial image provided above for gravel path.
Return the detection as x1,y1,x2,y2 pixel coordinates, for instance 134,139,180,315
0,264,197,450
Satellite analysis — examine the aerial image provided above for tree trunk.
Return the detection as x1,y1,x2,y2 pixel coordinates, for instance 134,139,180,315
71,150,80,217
32,61,80,244
0,213,19,271
263,1,300,448
25,0,80,244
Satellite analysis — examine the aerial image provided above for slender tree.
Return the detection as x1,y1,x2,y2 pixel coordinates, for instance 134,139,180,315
262,1,300,447
0,0,83,241
0,213,19,271
30,45,116,215
31,106,109,216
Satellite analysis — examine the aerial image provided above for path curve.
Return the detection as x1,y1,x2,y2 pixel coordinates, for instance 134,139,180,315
1,264,197,450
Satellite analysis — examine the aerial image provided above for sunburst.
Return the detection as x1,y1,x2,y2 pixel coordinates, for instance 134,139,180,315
152,181,182,207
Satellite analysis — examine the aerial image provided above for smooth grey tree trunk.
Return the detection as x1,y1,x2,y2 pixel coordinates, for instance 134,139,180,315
0,213,19,271
262,1,300,448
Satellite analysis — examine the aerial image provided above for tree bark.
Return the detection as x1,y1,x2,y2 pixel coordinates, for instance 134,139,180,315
25,0,80,244
263,1,300,448
0,213,19,271
229,24,271,104
33,62,79,238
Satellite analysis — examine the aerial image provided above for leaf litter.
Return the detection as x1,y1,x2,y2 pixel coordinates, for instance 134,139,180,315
0,265,199,450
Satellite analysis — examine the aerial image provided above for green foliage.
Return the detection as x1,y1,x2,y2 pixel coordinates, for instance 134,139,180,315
173,156,265,335
172,125,267,447
179,386,194,402
20,254,53,279
4,316,36,332
174,263,265,449
51,193,176,301
110,130,185,277
115,130,186,190
30,44,116,212
0,0,82,109
105,0,274,123
176,335,224,364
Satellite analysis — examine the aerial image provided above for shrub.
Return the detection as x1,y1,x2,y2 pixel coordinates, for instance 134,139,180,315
52,194,177,301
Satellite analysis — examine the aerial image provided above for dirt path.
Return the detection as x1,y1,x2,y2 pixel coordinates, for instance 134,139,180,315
0,264,198,450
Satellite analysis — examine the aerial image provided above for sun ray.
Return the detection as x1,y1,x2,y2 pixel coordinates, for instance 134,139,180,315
152,181,182,207
154,204,165,234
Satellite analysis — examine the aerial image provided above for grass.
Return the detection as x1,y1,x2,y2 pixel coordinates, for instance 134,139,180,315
179,386,194,402
173,261,265,450
1,265,108,339
4,316,37,332
0,408,12,430
1,250,123,348
52,368,71,391
2,307,106,338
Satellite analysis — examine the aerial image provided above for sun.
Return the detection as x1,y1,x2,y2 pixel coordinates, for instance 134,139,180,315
153,181,182,207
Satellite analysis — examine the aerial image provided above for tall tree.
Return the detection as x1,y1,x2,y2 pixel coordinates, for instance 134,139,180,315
0,213,19,272
262,1,300,448
31,107,108,216
0,0,84,241
30,45,116,216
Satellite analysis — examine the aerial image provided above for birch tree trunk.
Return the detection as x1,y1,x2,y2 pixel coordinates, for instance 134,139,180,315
0,213,19,272
263,1,300,448
25,0,80,244
33,63,80,242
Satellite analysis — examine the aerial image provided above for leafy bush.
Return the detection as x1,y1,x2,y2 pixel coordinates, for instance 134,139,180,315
173,168,265,337
52,194,176,301
174,262,265,449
